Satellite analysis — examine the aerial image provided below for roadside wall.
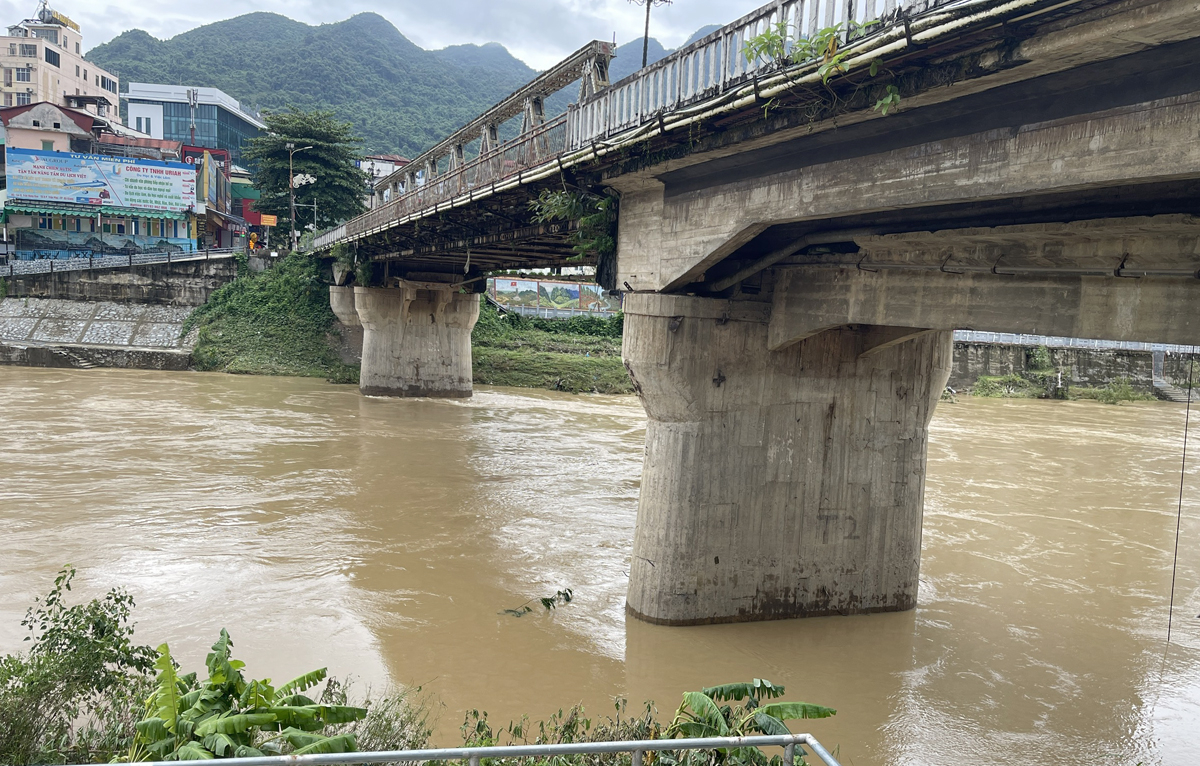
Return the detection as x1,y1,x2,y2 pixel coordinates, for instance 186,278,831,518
3,259,238,306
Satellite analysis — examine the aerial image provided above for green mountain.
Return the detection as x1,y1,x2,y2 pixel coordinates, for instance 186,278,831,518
86,13,719,158
86,12,541,157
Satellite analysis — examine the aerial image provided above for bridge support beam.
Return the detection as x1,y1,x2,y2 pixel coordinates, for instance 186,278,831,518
622,293,952,625
354,283,479,398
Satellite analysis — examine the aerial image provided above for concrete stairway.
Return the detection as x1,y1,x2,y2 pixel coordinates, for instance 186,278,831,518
1153,378,1193,402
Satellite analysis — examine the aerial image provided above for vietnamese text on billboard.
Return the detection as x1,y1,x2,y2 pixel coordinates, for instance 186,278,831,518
4,148,197,213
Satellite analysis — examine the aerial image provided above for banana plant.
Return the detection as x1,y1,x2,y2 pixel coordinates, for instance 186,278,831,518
663,680,835,766
132,629,366,760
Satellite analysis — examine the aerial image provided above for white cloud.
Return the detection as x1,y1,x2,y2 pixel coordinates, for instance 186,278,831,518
51,0,767,69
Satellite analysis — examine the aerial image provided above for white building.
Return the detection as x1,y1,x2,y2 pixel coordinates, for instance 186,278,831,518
124,83,266,164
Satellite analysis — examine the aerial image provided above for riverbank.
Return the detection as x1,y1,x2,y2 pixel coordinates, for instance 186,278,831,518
185,253,632,393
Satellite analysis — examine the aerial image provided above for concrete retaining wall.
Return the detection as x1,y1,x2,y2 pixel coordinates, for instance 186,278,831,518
2,259,238,306
0,297,194,371
949,343,1155,391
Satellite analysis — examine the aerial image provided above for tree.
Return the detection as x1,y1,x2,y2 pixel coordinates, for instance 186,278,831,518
244,109,369,242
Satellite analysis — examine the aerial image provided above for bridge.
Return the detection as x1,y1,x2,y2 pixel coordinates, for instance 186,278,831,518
317,0,1200,625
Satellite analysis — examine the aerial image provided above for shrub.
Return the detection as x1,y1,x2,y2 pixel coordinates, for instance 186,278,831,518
0,566,156,765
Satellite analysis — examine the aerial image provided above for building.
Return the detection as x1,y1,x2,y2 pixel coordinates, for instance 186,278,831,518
124,83,266,166
0,5,118,119
1,102,197,260
361,154,409,209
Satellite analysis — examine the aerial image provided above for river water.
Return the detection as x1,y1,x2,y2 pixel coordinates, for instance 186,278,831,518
1,367,1197,765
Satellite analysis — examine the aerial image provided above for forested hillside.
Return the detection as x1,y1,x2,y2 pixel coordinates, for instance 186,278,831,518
86,12,541,157
86,12,719,157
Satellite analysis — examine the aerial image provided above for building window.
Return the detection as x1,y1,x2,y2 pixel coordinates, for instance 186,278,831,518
99,75,116,93
75,42,79,54
38,216,49,229
16,93,31,105
145,117,151,134
33,29,57,44
136,116,142,132
73,218,81,232
3,69,10,86
19,43,36,57
41,140,53,151
75,64,79,76
7,44,15,56
16,68,30,82
3,94,10,107
44,48,59,67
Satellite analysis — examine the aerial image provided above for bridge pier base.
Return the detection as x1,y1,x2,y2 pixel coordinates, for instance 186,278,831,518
622,293,953,625
353,283,479,398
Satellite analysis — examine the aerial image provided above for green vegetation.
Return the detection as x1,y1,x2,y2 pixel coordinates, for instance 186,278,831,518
0,277,8,299
184,253,358,382
472,300,632,394
3,571,835,765
132,630,367,760
0,570,431,764
243,110,369,236
528,191,620,291
1071,378,1156,405
0,567,155,765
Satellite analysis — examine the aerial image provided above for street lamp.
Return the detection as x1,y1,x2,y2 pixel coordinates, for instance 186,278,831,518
286,142,313,251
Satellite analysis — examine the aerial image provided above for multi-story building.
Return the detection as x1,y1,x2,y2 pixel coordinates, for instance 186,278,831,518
124,83,266,165
0,5,118,119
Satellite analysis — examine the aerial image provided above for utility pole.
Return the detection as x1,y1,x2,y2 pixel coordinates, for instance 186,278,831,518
628,0,673,69
286,142,313,251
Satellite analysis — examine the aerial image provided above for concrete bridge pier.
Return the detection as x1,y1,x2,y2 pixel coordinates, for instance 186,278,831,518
622,293,952,625
353,282,479,397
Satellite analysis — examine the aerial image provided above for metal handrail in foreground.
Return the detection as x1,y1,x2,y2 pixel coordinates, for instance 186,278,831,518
118,734,842,766
2,247,246,277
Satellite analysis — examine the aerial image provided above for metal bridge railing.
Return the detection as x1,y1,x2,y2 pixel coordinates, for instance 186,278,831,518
339,117,569,244
320,0,969,251
107,733,842,766
2,247,245,277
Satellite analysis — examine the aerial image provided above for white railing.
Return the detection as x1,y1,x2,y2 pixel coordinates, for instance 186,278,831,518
80,733,841,766
2,247,244,277
566,0,958,149
953,330,1199,354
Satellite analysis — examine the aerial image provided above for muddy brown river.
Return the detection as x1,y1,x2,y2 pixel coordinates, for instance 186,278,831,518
1,367,1197,764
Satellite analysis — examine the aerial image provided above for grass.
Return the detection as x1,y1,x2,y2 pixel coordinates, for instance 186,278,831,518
183,252,359,383
471,300,632,394
970,374,1154,404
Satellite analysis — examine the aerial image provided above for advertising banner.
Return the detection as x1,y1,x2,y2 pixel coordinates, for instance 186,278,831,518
4,148,197,213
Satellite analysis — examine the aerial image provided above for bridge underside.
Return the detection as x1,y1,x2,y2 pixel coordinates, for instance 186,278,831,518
610,0,1200,624
323,0,1200,618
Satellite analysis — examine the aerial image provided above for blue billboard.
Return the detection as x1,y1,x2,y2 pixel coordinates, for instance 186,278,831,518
4,148,197,212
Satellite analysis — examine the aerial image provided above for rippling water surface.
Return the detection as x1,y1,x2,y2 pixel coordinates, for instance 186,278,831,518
1,367,1197,764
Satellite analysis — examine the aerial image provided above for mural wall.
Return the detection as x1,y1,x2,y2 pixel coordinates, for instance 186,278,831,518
15,228,196,260
489,278,622,313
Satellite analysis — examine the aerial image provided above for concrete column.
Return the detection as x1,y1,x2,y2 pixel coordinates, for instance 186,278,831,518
353,282,479,398
622,293,953,625
329,286,360,327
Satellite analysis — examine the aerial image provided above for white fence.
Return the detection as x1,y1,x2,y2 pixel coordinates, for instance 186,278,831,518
2,248,244,277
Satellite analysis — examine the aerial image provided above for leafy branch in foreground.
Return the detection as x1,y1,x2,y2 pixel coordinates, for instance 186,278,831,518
0,566,156,766
132,629,367,760
741,19,902,115
528,190,619,291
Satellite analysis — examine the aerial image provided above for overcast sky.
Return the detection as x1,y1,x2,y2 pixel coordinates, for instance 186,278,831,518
7,0,768,69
